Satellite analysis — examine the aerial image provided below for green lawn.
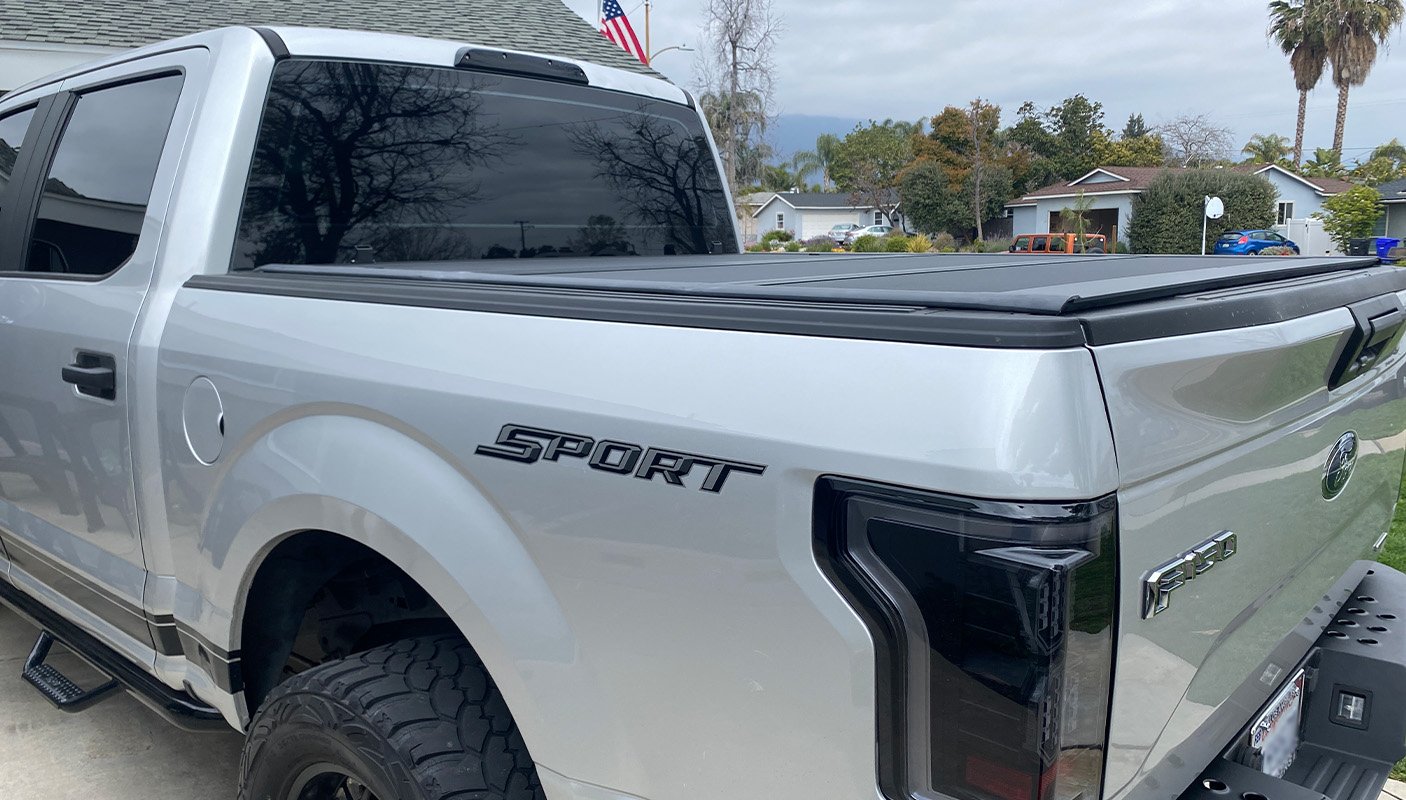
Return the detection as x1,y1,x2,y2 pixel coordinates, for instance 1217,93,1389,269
1381,469,1406,782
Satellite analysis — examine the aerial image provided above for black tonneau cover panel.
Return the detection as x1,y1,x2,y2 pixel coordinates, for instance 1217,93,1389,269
187,254,1406,349
257,253,1383,315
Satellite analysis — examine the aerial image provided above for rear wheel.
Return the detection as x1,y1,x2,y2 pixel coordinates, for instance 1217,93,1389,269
239,635,544,800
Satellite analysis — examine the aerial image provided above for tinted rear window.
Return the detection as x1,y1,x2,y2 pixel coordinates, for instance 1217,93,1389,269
233,60,737,269
1218,232,1243,241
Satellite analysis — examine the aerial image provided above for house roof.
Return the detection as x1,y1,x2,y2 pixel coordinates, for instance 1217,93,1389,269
1376,177,1406,203
1241,164,1355,196
752,191,898,217
0,0,654,75
1008,166,1173,204
1009,164,1355,206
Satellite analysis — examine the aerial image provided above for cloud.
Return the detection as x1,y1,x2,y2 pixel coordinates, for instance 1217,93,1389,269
563,0,1406,157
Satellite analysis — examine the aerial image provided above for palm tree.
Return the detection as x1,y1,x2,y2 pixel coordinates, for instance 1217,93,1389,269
1059,190,1095,240
1268,0,1329,166
789,150,823,189
1323,0,1405,156
1372,138,1406,163
1242,133,1294,165
1301,147,1347,178
814,133,840,190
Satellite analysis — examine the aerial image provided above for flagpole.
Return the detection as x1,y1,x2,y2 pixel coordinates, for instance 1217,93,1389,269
596,0,604,30
645,0,652,66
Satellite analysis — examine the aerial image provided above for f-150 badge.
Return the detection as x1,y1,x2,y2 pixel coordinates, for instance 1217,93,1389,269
476,424,766,494
1142,531,1238,619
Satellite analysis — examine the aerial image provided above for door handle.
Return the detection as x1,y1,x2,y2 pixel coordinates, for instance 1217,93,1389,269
62,352,117,400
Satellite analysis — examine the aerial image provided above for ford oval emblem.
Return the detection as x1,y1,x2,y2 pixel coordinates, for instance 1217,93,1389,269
1322,432,1359,500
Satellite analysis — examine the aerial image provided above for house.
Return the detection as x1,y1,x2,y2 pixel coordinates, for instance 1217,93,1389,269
735,192,775,246
0,0,651,93
1006,164,1355,252
1374,177,1406,239
752,192,903,242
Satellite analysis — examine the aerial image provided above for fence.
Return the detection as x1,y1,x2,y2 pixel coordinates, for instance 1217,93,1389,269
1275,218,1340,256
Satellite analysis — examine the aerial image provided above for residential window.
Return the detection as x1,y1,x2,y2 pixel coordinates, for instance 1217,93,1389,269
24,74,184,276
1277,202,1295,225
776,213,786,230
874,211,883,226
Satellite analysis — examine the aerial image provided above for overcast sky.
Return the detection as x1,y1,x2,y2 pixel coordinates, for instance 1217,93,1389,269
565,0,1406,162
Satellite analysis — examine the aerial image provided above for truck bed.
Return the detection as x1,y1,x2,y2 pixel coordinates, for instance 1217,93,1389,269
207,253,1406,348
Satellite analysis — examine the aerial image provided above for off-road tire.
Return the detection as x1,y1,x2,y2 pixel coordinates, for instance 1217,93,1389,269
239,635,544,800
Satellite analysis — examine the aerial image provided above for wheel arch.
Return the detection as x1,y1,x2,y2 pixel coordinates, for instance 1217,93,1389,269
192,412,604,768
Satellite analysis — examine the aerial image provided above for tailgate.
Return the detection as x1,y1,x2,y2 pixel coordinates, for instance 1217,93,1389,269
1090,287,1406,800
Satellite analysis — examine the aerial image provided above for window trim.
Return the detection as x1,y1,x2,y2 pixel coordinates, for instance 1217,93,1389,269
0,67,186,282
1277,201,1295,226
776,212,786,231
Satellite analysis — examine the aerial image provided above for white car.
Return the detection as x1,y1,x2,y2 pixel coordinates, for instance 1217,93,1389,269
828,223,862,244
845,224,893,244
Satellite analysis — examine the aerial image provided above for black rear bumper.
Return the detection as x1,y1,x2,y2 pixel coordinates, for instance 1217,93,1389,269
1180,565,1406,800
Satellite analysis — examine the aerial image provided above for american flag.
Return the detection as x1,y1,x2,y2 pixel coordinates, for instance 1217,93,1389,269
600,0,647,64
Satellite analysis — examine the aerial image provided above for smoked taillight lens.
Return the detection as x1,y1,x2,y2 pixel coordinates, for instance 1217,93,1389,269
815,478,1117,800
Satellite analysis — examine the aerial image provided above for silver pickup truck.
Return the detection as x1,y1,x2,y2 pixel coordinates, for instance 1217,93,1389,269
1,25,1405,800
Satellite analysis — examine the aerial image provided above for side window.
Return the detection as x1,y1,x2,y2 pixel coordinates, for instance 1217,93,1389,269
1013,236,1031,252
1049,236,1067,252
24,74,182,276
0,106,38,218
1032,236,1048,252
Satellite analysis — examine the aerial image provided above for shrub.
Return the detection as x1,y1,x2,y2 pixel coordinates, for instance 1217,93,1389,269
784,241,803,252
759,229,794,248
933,232,957,252
907,233,934,253
1115,240,1131,254
745,243,766,253
803,236,836,253
1315,185,1384,253
883,235,912,253
979,238,1013,253
1127,170,1276,254
851,234,883,253
1259,245,1297,256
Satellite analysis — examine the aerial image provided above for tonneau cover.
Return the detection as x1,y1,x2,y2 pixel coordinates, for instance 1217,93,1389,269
195,254,1406,349
258,253,1387,314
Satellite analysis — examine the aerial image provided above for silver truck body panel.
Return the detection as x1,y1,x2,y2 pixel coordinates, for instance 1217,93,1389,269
154,287,1117,798
1095,303,1406,800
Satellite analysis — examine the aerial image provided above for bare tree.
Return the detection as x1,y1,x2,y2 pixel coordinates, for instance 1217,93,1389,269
698,0,781,194
1156,114,1234,168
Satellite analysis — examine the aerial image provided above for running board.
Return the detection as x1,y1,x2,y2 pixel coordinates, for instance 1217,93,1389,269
0,579,226,730
23,631,119,710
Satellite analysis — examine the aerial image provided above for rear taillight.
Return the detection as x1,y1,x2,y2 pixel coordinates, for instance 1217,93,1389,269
1238,235,1249,245
815,478,1117,800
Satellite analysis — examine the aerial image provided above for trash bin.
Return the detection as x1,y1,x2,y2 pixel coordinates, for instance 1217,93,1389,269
1348,238,1374,256
1374,237,1402,263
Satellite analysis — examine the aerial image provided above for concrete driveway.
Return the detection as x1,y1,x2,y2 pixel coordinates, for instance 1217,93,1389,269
0,606,243,800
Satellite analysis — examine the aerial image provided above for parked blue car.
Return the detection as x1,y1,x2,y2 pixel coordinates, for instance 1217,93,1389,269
1213,229,1300,255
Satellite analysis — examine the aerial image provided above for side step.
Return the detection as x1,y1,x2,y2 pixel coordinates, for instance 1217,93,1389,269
24,631,120,710
0,579,226,730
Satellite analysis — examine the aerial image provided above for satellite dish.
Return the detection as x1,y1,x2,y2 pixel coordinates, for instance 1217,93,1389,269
1205,196,1225,220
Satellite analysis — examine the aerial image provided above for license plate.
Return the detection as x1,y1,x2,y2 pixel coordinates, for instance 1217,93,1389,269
1249,669,1306,778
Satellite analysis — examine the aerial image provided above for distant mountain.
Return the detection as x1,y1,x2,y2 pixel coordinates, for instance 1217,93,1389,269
768,114,864,160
